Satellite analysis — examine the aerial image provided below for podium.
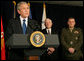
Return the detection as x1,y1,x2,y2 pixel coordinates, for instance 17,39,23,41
6,34,59,60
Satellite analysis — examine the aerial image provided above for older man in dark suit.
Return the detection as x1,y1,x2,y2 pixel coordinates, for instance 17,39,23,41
40,18,59,60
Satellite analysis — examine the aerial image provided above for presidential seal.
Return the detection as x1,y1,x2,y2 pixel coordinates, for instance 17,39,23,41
30,31,45,47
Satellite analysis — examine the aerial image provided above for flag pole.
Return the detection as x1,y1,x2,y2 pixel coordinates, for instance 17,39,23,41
28,2,32,19
13,1,16,19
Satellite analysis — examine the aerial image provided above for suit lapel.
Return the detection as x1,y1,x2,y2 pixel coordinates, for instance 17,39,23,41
16,18,23,34
26,18,33,34
45,29,47,34
42,29,47,34
51,28,54,34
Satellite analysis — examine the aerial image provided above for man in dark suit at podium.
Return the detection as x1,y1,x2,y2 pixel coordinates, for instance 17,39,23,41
40,18,59,60
5,1,40,60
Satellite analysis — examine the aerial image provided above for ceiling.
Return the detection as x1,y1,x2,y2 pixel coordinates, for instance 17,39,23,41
30,1,83,6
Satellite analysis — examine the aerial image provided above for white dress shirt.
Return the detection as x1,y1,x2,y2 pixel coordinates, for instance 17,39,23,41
46,28,52,34
20,16,28,28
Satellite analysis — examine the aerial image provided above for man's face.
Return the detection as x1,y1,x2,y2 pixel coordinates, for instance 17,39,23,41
45,19,52,29
17,3,30,18
68,18,76,28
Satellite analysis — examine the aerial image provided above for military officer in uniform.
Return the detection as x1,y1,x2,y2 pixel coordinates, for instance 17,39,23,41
61,17,83,60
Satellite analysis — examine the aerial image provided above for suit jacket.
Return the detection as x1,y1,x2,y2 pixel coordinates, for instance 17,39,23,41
5,17,40,40
40,28,59,60
5,17,40,60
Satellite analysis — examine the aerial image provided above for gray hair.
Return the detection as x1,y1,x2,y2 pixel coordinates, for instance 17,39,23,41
17,1,28,10
45,18,52,23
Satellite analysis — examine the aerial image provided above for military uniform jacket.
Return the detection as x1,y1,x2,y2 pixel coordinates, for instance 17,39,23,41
61,27,83,57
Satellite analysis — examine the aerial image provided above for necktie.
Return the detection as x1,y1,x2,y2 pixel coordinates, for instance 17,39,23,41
48,30,50,35
23,19,26,34
70,29,72,32
70,28,73,32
